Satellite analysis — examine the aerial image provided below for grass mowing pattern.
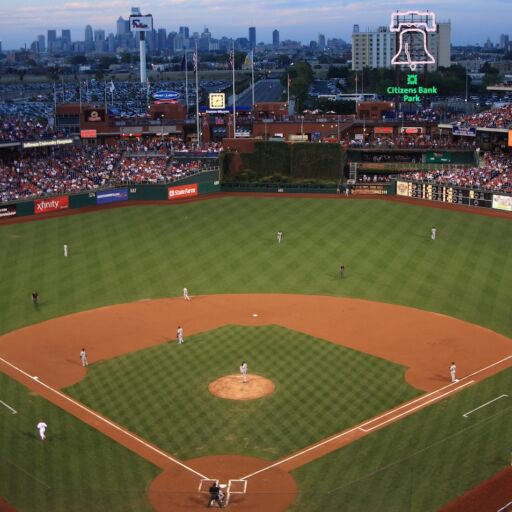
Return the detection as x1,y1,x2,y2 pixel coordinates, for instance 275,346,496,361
0,373,159,512
66,325,419,460
0,199,510,337
289,368,512,512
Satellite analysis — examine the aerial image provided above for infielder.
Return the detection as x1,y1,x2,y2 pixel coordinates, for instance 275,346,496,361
37,420,47,441
177,326,184,344
80,348,88,367
63,243,68,257
277,231,283,244
450,362,458,383
183,287,191,301
240,361,248,383
431,227,437,241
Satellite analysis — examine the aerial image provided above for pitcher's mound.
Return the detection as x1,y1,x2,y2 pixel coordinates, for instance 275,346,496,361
209,374,275,400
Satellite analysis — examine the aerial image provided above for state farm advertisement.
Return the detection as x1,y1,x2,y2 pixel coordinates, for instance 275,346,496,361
168,184,198,200
34,196,69,214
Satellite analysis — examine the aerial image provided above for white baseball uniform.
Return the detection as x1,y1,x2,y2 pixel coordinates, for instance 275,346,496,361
183,288,190,301
80,349,88,367
431,228,437,240
177,326,184,344
37,421,47,441
63,244,68,257
277,231,283,244
240,362,248,383
450,363,457,382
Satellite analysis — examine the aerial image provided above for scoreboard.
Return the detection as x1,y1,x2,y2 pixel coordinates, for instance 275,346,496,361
396,181,494,208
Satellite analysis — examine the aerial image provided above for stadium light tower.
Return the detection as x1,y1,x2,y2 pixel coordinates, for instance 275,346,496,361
129,8,153,84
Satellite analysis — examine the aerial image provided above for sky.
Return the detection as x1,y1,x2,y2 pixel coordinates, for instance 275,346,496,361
0,0,511,50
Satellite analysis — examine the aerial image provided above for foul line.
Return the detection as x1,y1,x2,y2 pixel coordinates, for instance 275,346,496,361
241,352,512,481
463,394,508,418
0,356,209,480
359,381,474,432
498,501,512,512
0,399,17,414
241,380,473,481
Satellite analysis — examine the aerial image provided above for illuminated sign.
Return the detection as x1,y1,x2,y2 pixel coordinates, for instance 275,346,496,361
153,90,179,103
390,11,437,71
209,93,226,110
80,129,97,138
23,139,73,149
168,184,198,200
387,74,437,102
509,130,512,147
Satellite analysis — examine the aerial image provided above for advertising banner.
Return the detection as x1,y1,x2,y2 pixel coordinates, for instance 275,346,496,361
80,129,97,138
492,194,512,212
0,205,16,218
23,139,73,149
96,188,129,205
509,130,512,148
374,127,394,134
168,184,198,200
452,124,477,137
396,181,410,197
34,196,69,214
426,151,452,164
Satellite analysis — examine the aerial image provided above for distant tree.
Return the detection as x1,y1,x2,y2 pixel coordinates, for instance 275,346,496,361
277,55,291,68
120,52,132,64
70,54,87,65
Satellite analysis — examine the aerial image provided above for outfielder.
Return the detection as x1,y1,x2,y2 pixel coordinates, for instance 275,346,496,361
431,227,437,241
277,231,283,244
63,243,68,257
183,287,191,301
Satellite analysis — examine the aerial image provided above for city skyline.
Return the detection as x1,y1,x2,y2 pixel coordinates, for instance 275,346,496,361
1,0,511,50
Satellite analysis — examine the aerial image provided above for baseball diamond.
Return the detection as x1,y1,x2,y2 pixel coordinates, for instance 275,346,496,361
0,195,511,512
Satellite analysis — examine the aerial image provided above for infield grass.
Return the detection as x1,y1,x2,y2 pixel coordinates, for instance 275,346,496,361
65,324,420,460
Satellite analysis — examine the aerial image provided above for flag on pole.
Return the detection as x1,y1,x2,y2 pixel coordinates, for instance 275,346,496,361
109,80,115,93
287,74,291,87
180,53,186,71
192,50,198,72
229,48,235,69
244,51,252,66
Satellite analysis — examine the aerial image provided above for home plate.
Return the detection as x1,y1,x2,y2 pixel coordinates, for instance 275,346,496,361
252,313,259,317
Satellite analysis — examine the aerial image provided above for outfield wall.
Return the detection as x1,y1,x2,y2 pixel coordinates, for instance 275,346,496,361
0,170,220,220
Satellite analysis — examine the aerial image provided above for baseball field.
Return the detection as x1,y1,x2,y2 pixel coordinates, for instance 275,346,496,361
0,195,511,511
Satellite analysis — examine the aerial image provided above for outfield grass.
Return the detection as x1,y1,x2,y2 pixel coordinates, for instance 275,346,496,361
65,325,419,460
289,367,512,512
0,373,159,512
0,198,510,337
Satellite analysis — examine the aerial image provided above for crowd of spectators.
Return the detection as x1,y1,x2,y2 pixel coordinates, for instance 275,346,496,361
0,140,219,202
457,103,512,129
399,151,512,193
0,116,69,143
347,135,477,150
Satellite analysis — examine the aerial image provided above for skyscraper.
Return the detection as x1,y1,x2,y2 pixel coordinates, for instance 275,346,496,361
272,29,279,49
85,25,93,52
94,30,105,53
179,26,189,38
62,29,71,44
116,17,129,36
47,30,57,52
37,34,46,53
157,28,167,51
249,26,256,49
318,33,326,50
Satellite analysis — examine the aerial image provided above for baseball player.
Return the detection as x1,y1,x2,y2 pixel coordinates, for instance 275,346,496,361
63,243,68,257
183,287,191,301
177,326,184,344
277,231,283,244
340,264,345,278
450,362,458,383
31,290,39,306
36,420,47,441
431,226,437,241
80,348,88,367
240,361,248,383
